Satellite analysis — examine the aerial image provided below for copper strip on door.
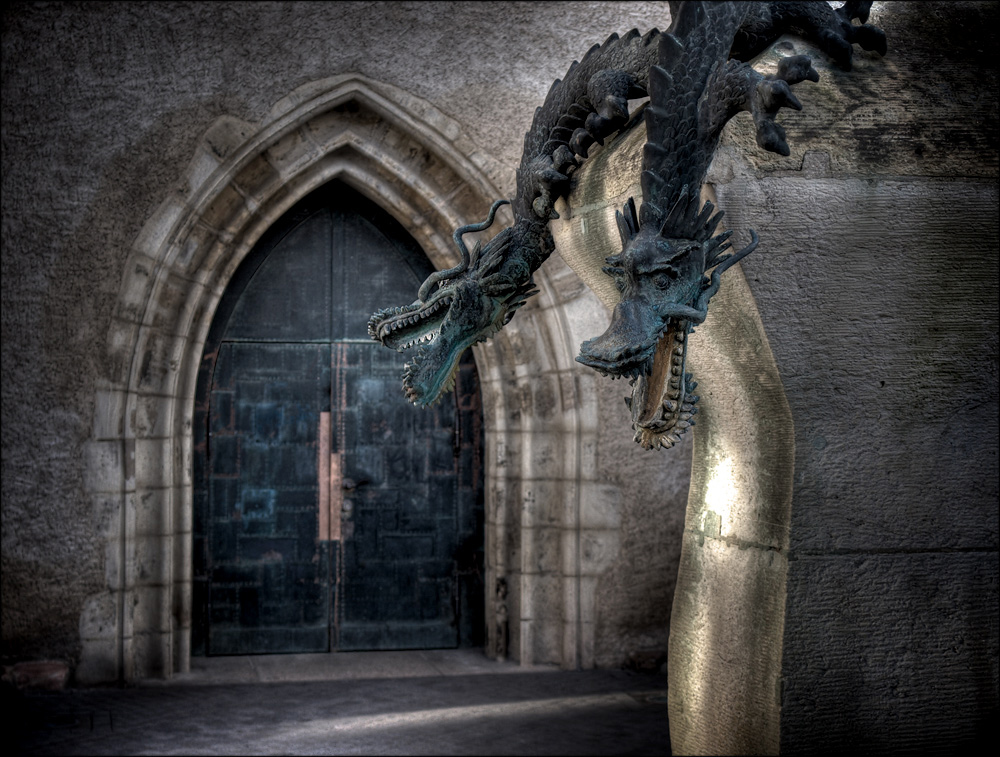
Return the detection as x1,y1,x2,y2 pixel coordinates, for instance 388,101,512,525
328,452,343,541
318,410,344,542
318,411,331,541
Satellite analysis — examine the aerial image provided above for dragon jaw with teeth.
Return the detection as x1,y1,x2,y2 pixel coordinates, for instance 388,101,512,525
368,209,546,406
577,190,758,449
369,1,885,444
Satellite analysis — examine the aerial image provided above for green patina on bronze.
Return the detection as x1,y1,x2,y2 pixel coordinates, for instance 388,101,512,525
370,0,885,447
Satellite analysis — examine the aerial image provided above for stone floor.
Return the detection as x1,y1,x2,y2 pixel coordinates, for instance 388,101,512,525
10,648,670,755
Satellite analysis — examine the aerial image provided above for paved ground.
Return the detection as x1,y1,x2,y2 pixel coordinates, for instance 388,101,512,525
10,649,670,755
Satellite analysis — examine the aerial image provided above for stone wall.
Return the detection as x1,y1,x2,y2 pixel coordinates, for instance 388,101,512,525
1,1,685,677
709,2,998,751
2,1,997,753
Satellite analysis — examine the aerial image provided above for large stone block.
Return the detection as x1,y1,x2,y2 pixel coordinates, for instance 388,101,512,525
131,578,173,635
521,479,566,528
75,637,119,686
264,127,319,181
92,387,127,440
79,592,119,642
133,438,172,490
578,481,622,530
522,526,563,575
519,573,564,621
114,253,158,326
782,551,999,752
83,440,124,495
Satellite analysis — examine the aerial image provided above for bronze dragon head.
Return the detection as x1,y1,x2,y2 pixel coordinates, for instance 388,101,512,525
577,189,756,449
367,202,545,406
370,0,884,447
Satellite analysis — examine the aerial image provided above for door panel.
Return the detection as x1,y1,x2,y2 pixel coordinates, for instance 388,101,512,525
333,210,434,339
225,210,333,342
206,342,332,655
193,181,483,656
336,343,463,650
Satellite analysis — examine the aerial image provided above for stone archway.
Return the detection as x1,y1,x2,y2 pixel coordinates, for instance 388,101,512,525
81,74,599,682
82,76,793,741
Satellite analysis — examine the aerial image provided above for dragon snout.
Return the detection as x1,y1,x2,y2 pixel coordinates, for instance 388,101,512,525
576,297,664,376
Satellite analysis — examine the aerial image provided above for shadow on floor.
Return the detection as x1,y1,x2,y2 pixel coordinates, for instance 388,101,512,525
11,650,670,756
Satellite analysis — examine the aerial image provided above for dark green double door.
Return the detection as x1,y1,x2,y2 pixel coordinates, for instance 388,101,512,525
193,182,484,656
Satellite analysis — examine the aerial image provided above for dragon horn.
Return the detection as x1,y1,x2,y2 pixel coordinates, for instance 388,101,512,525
455,199,510,265
417,199,510,302
695,230,759,312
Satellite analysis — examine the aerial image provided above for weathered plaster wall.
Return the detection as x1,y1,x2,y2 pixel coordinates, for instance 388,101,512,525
1,1,681,670
706,2,999,751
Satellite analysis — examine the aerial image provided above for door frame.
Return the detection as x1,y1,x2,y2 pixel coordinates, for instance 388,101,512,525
193,182,485,655
83,75,594,681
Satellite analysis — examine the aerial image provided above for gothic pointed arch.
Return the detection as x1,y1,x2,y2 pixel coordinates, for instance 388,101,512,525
83,75,593,681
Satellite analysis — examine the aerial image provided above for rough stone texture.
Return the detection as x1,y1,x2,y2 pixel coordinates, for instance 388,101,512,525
781,552,998,753
717,175,998,553
2,1,678,676
706,2,999,752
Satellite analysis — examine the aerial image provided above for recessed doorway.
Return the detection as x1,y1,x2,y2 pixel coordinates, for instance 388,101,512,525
192,181,484,655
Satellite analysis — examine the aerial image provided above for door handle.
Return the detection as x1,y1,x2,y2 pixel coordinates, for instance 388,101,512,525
318,412,343,541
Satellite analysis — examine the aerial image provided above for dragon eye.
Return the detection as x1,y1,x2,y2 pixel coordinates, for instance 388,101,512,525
653,270,677,289
615,278,626,292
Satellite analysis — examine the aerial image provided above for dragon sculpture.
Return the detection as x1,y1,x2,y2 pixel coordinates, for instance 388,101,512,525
369,0,885,449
